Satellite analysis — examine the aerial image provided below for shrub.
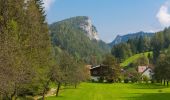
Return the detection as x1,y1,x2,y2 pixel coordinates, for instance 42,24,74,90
124,79,129,83
142,75,149,83
98,77,104,83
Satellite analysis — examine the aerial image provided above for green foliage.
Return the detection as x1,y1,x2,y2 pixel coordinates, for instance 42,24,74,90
135,54,149,66
112,36,152,62
0,0,54,99
142,75,150,83
154,53,170,83
102,55,121,82
151,31,164,63
151,27,170,84
111,43,132,62
151,27,170,63
123,68,141,83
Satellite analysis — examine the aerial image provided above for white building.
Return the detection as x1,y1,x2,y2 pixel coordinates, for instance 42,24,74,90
138,66,154,80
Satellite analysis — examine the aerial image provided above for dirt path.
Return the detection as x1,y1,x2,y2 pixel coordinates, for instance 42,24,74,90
33,88,57,100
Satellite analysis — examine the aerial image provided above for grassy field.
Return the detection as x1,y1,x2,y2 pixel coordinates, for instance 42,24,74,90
120,52,152,67
46,82,170,100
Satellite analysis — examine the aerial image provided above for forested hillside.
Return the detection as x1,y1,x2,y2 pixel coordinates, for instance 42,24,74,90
49,16,110,64
111,35,153,62
111,28,170,62
109,27,170,85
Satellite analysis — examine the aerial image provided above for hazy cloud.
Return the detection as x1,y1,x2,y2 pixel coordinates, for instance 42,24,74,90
43,0,55,10
157,1,170,27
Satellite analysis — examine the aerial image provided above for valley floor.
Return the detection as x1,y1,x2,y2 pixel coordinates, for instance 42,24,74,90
46,82,170,100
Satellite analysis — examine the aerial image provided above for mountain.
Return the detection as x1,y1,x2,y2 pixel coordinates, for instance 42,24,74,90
109,31,154,47
49,16,110,63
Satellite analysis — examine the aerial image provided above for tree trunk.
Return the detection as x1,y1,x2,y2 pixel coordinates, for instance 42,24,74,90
56,82,61,97
42,89,46,100
42,80,50,100
75,83,77,88
64,83,67,87
11,89,17,100
164,79,166,86
161,79,163,84
11,94,17,100
167,81,169,87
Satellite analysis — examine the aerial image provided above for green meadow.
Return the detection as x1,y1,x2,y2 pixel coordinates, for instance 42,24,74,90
46,83,170,100
120,52,152,67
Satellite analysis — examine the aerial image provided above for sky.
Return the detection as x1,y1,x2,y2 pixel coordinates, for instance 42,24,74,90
43,0,170,43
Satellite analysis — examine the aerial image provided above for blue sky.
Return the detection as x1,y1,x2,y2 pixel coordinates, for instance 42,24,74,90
43,0,170,43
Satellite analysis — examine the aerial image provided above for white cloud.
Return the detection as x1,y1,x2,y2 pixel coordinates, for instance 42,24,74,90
43,0,55,11
157,1,170,27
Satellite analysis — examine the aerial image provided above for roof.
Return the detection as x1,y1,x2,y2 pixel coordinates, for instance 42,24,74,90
138,66,148,73
90,65,100,70
141,67,153,74
86,65,92,69
90,64,109,70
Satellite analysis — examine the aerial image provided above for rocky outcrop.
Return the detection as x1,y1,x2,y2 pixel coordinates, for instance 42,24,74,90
79,17,100,40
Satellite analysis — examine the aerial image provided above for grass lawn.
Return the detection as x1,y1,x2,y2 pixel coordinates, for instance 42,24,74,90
120,52,152,67
46,82,170,100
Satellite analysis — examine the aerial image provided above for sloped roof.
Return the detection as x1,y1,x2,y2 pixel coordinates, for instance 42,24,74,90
90,64,109,70
90,65,101,70
141,67,153,74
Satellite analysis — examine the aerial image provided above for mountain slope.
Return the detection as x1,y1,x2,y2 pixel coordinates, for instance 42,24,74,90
49,16,110,63
109,31,154,46
120,52,152,67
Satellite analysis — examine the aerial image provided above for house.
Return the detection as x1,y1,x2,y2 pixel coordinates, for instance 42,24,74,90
138,66,148,73
142,67,153,79
90,64,110,82
138,66,154,79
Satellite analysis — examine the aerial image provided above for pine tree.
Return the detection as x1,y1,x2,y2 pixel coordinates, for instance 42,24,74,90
0,0,54,99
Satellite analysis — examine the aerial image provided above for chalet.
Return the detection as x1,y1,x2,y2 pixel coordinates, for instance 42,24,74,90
138,66,154,79
90,64,112,82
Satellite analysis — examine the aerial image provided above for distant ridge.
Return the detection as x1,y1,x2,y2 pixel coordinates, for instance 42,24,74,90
109,31,154,47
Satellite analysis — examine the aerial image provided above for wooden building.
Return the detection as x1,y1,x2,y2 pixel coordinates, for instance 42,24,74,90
90,64,112,81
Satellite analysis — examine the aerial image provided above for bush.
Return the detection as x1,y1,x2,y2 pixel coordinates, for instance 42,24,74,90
131,77,138,83
106,79,113,83
18,96,34,100
124,79,129,83
98,77,104,83
142,75,149,83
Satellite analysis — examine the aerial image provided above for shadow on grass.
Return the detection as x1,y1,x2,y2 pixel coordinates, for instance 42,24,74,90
131,83,168,89
121,93,170,100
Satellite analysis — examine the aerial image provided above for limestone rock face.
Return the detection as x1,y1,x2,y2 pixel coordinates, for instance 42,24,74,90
79,17,100,40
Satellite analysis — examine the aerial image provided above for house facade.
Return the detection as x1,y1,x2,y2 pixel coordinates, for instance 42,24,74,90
138,66,154,79
90,64,111,82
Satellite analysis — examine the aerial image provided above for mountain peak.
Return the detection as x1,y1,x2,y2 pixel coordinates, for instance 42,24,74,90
53,16,100,41
79,17,100,40
109,31,154,46
49,16,110,63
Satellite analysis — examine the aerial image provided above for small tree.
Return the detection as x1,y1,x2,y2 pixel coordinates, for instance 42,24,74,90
102,54,121,82
154,54,170,86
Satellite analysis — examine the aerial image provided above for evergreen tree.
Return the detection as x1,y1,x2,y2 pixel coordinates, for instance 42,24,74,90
151,32,164,63
0,0,54,99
